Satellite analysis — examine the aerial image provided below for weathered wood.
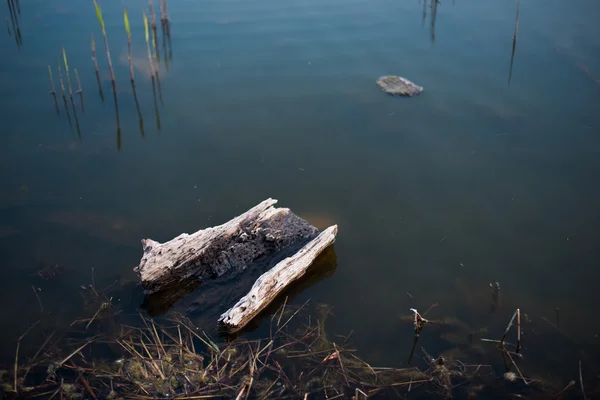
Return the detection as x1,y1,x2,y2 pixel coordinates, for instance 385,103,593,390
377,75,423,96
218,225,338,333
135,198,319,294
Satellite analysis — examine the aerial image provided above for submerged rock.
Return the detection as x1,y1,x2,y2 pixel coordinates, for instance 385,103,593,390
377,75,423,96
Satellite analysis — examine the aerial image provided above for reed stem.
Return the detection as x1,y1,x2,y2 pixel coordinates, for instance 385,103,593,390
513,0,520,41
91,33,100,73
48,65,56,94
62,47,73,100
74,68,82,94
144,11,155,78
124,9,134,82
75,68,84,113
93,0,115,82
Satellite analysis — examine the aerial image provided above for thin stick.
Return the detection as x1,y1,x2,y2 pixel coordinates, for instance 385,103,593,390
91,34,99,74
501,310,518,346
74,68,82,94
579,360,588,400
48,65,56,94
57,63,66,100
14,321,40,392
79,375,97,400
276,296,288,327
62,47,73,100
57,340,91,368
516,308,521,354
504,348,528,385
513,0,521,42
5,16,9,36
93,0,115,82
74,68,84,112
144,11,155,77
32,285,43,313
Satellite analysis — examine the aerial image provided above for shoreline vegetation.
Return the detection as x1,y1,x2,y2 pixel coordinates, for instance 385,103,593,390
1,279,596,400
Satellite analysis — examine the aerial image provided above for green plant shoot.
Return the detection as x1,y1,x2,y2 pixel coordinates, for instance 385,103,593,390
124,9,131,38
94,0,105,33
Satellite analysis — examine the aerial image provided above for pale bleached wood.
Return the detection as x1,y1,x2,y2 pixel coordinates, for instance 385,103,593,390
135,198,319,294
219,225,338,333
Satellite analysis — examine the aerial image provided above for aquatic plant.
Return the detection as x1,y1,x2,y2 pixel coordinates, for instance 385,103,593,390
62,47,73,101
93,0,115,82
47,65,56,95
124,8,134,82
143,11,155,78
90,33,104,102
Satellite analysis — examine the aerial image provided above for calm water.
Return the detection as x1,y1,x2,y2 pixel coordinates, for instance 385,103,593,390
1,0,600,395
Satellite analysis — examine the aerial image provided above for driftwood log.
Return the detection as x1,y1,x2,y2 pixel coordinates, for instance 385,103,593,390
219,225,338,333
135,199,320,294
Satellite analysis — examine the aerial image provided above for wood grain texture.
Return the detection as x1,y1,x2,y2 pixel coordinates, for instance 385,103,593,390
135,198,319,294
219,225,338,333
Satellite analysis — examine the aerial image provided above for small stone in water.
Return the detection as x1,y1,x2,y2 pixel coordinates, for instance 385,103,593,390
376,75,423,97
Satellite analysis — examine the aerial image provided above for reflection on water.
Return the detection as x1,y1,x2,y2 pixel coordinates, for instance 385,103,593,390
6,0,21,49
0,0,599,394
131,81,145,137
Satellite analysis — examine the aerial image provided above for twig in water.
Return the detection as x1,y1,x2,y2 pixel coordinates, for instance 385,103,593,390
579,360,588,400
516,308,521,354
74,68,82,94
14,321,40,392
79,374,97,400
501,309,518,346
513,0,521,42
56,340,92,368
276,296,288,327
554,380,575,397
32,285,43,313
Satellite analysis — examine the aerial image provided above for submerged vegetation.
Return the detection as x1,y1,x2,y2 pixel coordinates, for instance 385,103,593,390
1,277,597,400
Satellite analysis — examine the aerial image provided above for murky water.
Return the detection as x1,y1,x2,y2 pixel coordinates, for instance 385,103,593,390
1,0,599,396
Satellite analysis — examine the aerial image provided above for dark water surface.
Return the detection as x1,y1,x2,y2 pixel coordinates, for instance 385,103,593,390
1,0,600,396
